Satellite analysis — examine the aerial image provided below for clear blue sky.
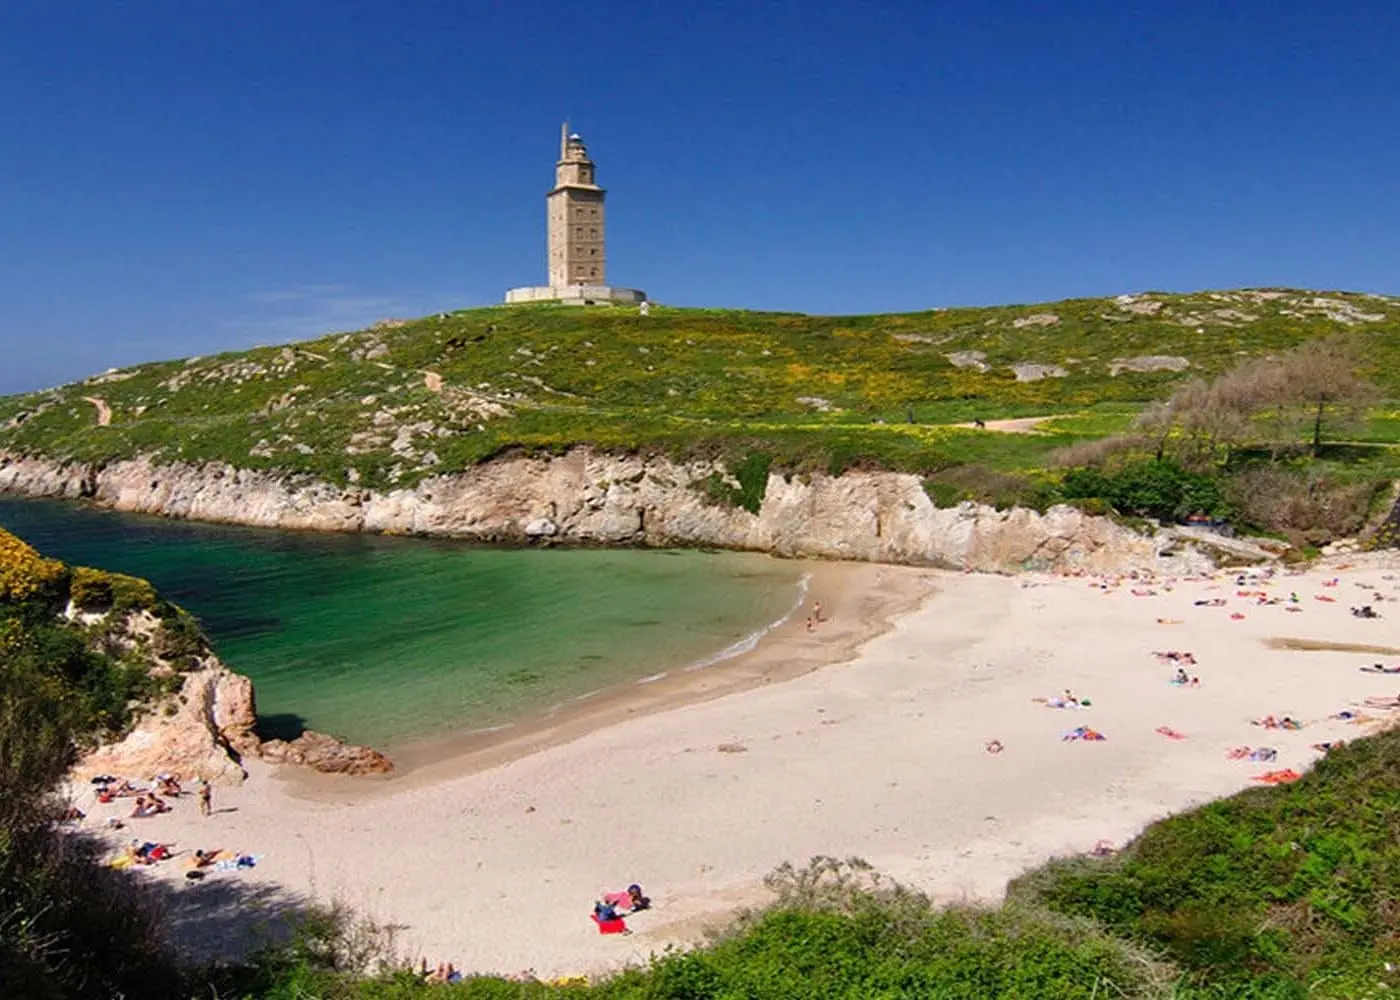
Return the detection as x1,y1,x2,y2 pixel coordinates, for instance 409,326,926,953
3,1,1398,393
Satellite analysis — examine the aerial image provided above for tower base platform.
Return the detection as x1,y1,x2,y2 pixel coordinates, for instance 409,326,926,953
504,285,648,306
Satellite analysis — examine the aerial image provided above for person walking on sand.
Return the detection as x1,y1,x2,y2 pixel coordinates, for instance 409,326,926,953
812,600,823,622
198,779,212,817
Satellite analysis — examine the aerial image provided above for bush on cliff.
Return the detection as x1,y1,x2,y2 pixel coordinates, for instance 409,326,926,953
1059,459,1230,522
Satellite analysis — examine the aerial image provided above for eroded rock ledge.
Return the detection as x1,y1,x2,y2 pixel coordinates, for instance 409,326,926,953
0,449,1214,575
76,663,393,785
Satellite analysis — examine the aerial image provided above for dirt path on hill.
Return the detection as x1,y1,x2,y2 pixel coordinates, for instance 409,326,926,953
953,415,1054,433
81,396,112,426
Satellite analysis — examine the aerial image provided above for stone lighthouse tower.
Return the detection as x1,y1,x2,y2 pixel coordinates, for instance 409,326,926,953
548,123,604,286
506,124,647,306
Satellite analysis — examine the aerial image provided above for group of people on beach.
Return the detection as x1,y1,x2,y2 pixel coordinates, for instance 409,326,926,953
804,599,825,633
92,772,212,818
993,564,1400,778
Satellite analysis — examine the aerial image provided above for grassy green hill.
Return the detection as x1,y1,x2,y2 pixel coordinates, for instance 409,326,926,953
2,288,1398,494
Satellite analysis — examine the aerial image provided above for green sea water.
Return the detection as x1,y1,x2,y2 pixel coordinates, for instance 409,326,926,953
0,497,805,749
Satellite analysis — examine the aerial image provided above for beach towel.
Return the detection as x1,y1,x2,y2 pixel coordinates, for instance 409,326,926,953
1226,746,1251,760
214,854,261,872
1253,769,1301,784
591,914,628,935
1248,748,1277,762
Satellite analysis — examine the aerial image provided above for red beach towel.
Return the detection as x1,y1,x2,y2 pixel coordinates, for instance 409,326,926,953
592,914,628,934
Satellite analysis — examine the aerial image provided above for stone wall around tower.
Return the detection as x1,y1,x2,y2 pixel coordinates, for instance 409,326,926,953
504,285,647,306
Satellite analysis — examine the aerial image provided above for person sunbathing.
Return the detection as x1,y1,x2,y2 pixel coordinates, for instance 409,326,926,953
1361,663,1400,675
604,884,652,912
191,848,224,869
112,780,144,798
130,796,154,818
127,841,173,865
155,774,182,796
1252,715,1280,729
1172,668,1191,685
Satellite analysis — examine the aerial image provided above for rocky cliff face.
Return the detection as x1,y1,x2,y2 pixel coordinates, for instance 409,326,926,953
0,449,1213,575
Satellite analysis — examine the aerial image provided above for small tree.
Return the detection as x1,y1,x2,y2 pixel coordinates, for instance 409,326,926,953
1280,335,1377,453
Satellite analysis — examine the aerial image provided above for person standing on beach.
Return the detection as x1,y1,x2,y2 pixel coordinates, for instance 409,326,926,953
198,780,212,817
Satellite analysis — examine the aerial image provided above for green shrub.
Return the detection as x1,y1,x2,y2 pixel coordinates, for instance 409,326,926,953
68,567,158,614
696,452,772,514
732,452,772,515
1060,460,1229,522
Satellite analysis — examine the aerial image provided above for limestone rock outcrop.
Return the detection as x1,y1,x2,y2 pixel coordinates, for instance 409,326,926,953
0,448,1212,575
75,665,257,786
258,730,394,776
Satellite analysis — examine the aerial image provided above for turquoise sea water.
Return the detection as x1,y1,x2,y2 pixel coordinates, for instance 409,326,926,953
0,497,805,749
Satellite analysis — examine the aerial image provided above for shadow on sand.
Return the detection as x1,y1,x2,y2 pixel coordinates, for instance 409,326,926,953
140,864,317,965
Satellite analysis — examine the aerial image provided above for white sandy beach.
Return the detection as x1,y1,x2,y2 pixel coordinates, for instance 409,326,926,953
74,553,1400,981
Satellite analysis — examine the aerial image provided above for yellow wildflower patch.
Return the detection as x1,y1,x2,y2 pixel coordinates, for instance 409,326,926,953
0,528,65,603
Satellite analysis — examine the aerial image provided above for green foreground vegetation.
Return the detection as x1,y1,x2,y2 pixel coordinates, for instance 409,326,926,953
3,525,1399,998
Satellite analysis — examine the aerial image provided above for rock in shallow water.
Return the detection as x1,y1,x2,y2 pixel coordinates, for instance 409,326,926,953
258,730,394,775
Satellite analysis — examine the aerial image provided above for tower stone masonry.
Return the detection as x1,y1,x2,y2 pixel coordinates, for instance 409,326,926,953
505,124,647,306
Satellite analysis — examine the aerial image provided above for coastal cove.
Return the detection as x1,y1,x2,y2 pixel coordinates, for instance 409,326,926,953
0,496,811,753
